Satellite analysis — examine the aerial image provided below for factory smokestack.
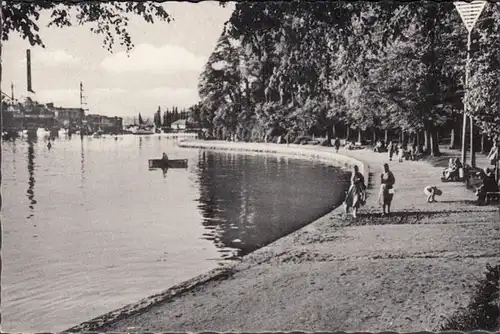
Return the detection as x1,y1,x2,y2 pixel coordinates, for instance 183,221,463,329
27,49,35,93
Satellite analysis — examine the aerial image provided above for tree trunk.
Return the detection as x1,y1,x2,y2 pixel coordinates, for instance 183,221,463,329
384,129,388,143
430,126,441,157
326,122,333,143
450,127,456,149
416,131,420,147
424,129,431,154
450,114,459,149
481,133,486,154
470,115,476,168
400,129,404,144
346,127,350,141
461,113,468,166
357,129,362,143
372,129,377,143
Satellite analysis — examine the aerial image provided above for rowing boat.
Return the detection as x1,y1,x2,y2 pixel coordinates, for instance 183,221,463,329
148,158,188,169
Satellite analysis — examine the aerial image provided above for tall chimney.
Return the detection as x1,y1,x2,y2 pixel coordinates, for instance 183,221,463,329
27,49,34,93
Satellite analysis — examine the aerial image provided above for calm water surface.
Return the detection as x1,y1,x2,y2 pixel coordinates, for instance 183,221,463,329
1,134,349,332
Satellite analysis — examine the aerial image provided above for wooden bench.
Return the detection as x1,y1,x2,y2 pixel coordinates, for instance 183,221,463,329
486,192,500,204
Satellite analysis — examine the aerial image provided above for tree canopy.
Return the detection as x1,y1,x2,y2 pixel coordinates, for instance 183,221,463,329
1,1,171,52
189,1,500,154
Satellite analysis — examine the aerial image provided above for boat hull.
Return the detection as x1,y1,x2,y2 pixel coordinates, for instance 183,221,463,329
148,159,188,169
133,131,155,135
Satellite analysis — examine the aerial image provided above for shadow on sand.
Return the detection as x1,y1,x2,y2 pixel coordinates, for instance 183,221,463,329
437,199,478,205
335,208,496,227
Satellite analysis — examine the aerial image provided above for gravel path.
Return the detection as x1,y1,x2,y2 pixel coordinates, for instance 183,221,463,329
82,141,500,332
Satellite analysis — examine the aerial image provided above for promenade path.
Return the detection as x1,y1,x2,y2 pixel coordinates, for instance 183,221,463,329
98,142,499,332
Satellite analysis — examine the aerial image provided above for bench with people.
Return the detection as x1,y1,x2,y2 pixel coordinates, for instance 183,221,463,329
373,140,387,153
441,158,465,182
473,167,500,205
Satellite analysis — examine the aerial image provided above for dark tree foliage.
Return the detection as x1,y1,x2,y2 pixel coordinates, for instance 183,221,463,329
1,1,171,52
191,1,499,151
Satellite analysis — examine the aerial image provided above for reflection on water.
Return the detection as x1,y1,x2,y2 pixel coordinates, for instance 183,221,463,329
196,150,350,259
80,138,85,188
26,138,37,219
1,134,348,332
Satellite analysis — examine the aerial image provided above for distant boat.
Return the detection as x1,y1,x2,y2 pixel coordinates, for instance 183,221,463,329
132,128,155,135
131,112,154,135
148,153,188,169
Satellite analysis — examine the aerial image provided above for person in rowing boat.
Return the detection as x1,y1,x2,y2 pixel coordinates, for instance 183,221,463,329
162,153,169,163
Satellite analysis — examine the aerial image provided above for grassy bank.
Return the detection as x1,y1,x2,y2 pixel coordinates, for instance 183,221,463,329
441,263,500,331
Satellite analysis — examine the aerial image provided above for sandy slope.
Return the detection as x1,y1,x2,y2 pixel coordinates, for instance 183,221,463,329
84,142,499,332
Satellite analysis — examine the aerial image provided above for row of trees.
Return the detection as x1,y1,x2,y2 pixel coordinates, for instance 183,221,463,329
153,106,189,128
188,1,500,157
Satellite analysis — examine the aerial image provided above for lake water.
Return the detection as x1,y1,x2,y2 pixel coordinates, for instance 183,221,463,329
1,134,349,332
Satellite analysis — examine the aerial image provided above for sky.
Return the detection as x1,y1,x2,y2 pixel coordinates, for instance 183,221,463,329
2,2,234,118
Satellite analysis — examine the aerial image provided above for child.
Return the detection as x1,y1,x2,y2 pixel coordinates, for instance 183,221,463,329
424,185,442,203
398,144,404,163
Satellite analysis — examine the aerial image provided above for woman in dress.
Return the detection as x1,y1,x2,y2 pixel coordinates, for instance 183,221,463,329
388,141,394,161
379,163,396,216
398,144,404,162
343,165,367,218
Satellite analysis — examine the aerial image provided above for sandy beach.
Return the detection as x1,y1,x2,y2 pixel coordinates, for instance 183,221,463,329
68,140,500,332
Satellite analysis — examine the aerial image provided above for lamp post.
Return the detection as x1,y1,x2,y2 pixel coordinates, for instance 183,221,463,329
454,1,487,168
0,3,4,331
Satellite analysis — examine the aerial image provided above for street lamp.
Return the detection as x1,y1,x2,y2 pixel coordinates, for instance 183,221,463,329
454,1,487,168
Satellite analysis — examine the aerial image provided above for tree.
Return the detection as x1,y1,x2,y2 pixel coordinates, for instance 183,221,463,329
162,109,169,127
154,106,162,128
467,4,500,140
198,31,246,139
195,0,495,159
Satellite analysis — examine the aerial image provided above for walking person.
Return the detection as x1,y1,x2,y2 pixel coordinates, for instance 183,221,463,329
343,165,367,218
398,144,404,162
388,141,394,161
408,143,415,161
379,163,396,216
334,137,341,153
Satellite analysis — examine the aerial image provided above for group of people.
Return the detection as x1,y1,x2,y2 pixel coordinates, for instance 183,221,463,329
442,157,463,181
475,167,499,204
343,163,396,218
340,137,500,217
387,141,419,162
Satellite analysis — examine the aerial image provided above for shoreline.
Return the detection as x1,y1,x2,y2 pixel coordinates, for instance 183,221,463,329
67,140,499,332
65,140,369,332
176,140,370,184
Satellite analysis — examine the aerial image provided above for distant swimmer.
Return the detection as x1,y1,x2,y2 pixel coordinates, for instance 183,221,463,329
47,142,52,150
